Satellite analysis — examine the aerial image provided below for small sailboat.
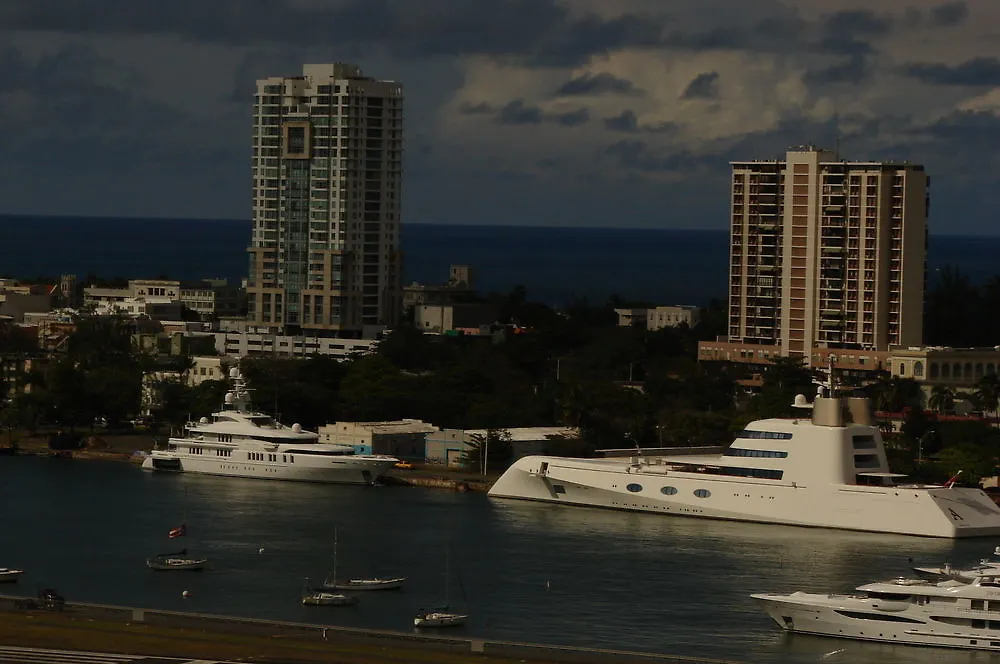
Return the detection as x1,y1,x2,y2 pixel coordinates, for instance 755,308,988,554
0,568,23,583
301,578,356,606
146,522,208,571
414,548,467,628
322,528,406,591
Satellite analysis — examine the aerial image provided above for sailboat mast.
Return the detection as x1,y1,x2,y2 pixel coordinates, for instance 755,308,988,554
333,528,338,586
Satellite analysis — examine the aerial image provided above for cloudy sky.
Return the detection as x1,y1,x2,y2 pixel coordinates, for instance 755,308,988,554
1,0,998,233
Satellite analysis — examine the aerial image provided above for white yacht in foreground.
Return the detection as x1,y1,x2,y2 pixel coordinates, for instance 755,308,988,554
753,574,1000,651
489,371,1000,538
142,368,399,485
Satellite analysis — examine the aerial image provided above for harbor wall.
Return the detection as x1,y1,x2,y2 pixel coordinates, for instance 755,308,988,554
0,594,728,664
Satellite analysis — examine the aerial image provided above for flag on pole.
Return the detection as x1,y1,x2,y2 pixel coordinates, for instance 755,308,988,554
944,471,963,489
168,524,187,538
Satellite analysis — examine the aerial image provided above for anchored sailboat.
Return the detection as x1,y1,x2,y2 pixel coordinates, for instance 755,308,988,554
323,528,406,591
414,548,467,628
146,519,208,571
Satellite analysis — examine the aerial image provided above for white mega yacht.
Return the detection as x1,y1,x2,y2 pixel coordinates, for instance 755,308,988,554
141,368,399,485
753,573,1000,651
488,372,1000,538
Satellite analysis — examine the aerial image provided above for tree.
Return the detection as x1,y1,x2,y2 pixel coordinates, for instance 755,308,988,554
976,373,1000,419
461,428,513,474
928,385,955,414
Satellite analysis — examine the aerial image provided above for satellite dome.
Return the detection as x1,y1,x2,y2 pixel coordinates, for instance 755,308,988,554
292,423,302,433
792,393,809,408
199,417,209,424
229,367,240,379
224,392,234,404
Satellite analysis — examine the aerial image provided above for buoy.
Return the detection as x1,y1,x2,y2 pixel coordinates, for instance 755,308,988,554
182,590,191,598
258,546,265,554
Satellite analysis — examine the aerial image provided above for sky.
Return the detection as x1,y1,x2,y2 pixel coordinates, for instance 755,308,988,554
1,0,999,233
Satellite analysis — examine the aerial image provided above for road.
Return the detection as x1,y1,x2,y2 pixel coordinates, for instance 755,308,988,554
0,646,231,664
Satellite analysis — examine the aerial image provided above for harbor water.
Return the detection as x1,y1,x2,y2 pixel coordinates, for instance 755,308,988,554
2,456,998,663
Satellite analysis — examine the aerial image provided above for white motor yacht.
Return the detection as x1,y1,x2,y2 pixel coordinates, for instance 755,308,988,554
489,368,1000,538
142,368,399,485
0,568,22,583
753,574,1000,651
912,546,1000,582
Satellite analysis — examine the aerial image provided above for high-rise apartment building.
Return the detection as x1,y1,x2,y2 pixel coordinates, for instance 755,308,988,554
246,63,403,336
707,146,928,366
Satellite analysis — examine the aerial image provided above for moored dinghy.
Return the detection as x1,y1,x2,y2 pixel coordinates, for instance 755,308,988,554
0,568,23,583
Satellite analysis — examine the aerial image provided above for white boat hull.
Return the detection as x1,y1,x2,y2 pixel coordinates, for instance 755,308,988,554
302,592,356,606
414,611,467,628
0,569,22,583
325,577,406,591
488,456,1000,538
142,452,397,486
753,593,1000,651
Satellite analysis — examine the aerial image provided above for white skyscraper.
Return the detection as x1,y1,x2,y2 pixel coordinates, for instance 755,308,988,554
247,63,403,335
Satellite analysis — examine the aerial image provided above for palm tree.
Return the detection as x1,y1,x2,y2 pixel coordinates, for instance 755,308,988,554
976,373,1000,421
928,384,955,414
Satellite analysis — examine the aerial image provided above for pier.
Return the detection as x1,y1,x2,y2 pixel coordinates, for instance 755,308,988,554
0,594,741,664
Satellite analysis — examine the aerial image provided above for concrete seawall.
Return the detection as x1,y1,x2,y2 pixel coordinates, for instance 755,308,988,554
0,594,740,664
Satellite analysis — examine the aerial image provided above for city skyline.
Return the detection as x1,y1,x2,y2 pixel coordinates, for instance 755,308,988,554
1,1,998,233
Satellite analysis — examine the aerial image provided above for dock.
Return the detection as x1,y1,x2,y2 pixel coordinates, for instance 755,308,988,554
0,594,742,664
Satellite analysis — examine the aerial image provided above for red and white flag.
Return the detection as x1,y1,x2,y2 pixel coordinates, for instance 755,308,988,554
168,524,187,538
944,471,963,488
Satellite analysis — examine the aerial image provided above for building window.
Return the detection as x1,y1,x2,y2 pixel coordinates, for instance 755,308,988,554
914,361,924,378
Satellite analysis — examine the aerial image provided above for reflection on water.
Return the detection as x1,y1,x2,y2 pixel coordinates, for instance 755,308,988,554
3,457,1000,664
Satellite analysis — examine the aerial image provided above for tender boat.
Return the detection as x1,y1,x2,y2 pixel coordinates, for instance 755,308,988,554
413,609,468,628
325,576,406,591
753,573,1000,651
912,546,1000,582
489,367,1000,538
146,550,208,571
302,590,356,606
0,568,23,583
142,367,399,485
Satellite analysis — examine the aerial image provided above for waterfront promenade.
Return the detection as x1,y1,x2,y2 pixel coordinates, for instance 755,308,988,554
0,594,737,664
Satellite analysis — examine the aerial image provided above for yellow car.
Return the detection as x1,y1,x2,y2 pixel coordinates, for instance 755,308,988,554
394,461,414,470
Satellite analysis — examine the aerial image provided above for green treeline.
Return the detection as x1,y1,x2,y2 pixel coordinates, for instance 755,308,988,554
2,272,1000,485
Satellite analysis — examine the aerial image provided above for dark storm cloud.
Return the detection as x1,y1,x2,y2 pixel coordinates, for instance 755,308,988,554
803,53,871,86
602,110,676,134
0,0,673,69
604,110,639,132
815,10,892,56
902,57,1000,86
494,100,590,127
929,1,969,27
555,72,642,96
459,101,495,115
680,72,719,100
605,140,716,173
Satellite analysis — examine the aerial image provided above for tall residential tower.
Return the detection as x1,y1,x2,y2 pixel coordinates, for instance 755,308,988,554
246,63,403,335
701,146,929,369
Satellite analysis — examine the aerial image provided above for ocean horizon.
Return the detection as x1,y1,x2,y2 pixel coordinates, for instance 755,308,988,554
2,214,999,307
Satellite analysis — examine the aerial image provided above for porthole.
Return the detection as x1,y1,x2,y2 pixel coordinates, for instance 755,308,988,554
626,483,643,493
661,486,678,495
694,489,711,498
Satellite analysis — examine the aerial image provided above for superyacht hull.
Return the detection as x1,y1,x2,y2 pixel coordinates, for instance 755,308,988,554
141,454,396,486
488,456,1000,538
752,594,1000,651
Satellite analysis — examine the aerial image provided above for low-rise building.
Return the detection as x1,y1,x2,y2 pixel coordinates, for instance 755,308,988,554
214,331,379,360
415,303,498,336
179,279,246,318
318,419,438,459
84,279,181,318
615,306,700,330
424,426,580,467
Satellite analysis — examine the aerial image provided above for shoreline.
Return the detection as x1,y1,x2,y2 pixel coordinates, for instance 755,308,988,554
2,434,498,493
0,595,719,664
